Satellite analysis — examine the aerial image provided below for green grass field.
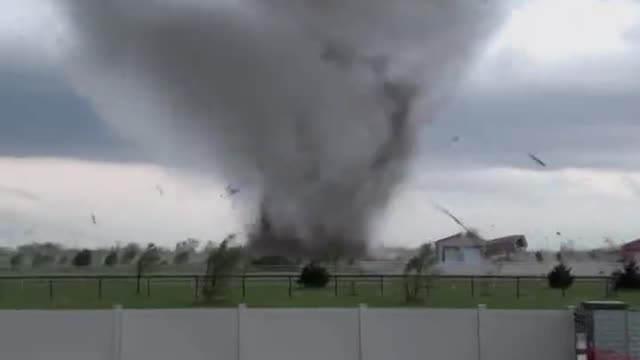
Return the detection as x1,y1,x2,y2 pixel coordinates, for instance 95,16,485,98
0,276,637,309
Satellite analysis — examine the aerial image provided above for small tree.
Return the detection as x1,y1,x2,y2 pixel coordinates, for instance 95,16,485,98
104,250,118,267
404,243,438,302
612,260,640,290
120,243,141,265
173,251,190,265
202,237,245,302
72,249,92,267
547,263,574,297
10,253,24,270
135,244,160,294
297,263,330,288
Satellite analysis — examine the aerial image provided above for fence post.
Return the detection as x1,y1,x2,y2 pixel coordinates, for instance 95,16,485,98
194,276,199,300
146,278,151,297
288,276,292,299
136,276,141,295
98,277,103,300
516,277,520,299
604,277,610,298
358,304,367,360
334,275,338,297
48,279,53,302
476,304,486,360
471,277,475,298
112,305,123,360
242,276,246,300
379,276,384,296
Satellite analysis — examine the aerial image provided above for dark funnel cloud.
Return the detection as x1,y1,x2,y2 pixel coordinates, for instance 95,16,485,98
60,0,511,256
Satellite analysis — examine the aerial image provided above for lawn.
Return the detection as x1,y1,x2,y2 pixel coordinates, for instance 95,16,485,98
0,276,638,310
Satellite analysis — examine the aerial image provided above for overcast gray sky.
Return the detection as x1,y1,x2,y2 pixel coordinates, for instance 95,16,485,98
0,0,639,250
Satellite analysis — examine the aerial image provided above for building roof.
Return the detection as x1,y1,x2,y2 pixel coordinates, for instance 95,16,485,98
485,235,527,257
435,232,485,246
622,239,640,252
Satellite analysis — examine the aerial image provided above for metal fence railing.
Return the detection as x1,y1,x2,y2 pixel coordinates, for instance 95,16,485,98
0,274,620,306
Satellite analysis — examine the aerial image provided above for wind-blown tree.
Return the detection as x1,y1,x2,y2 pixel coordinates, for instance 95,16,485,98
135,244,160,294
72,249,93,267
202,236,245,303
404,243,438,302
104,250,118,266
10,253,24,270
120,243,141,265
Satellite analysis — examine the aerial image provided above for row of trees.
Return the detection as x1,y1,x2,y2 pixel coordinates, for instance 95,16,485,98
7,239,208,270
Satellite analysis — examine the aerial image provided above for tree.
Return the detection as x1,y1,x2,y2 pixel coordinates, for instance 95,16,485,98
297,263,330,288
31,253,55,268
612,260,640,290
10,253,24,270
104,250,118,266
72,249,93,267
120,243,141,265
202,236,245,302
135,244,160,294
547,263,574,297
535,251,544,263
173,251,190,265
404,243,438,302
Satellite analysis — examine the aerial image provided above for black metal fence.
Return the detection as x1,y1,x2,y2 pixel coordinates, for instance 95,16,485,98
0,274,616,303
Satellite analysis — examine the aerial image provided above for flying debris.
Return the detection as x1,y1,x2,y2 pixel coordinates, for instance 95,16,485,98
23,226,36,236
225,185,240,197
91,214,97,225
155,185,164,195
0,185,41,202
451,136,460,144
556,231,562,236
432,203,475,234
528,153,547,167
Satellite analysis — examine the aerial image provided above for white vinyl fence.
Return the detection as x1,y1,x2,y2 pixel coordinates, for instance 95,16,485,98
0,306,576,360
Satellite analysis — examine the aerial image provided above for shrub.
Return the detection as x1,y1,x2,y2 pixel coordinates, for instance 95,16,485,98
297,263,330,288
613,260,640,290
104,251,118,266
547,263,574,296
72,249,92,267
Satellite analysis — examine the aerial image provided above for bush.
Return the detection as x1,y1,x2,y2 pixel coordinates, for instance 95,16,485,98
613,260,640,290
547,263,574,295
72,249,92,267
104,251,118,266
297,263,330,288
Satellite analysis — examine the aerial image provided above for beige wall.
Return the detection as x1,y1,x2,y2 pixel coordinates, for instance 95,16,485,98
0,307,579,360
